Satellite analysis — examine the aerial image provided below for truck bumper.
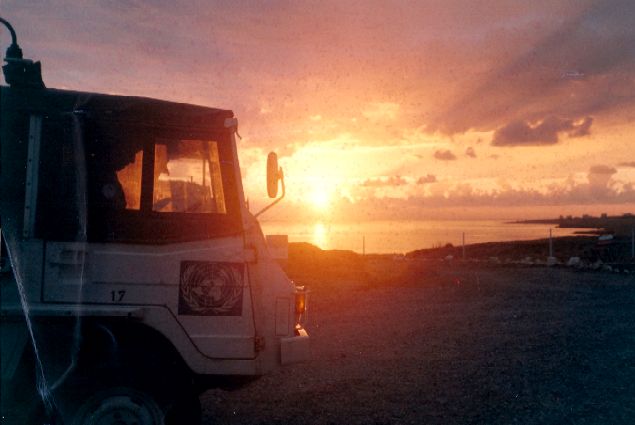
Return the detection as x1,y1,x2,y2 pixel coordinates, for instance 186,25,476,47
280,327,310,365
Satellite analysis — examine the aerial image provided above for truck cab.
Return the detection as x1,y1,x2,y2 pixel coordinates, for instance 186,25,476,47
0,20,308,425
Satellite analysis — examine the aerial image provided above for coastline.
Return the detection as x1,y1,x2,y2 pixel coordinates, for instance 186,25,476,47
513,214,635,236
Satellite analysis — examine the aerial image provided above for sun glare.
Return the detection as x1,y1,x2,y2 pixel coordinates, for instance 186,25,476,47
310,190,331,211
312,222,328,249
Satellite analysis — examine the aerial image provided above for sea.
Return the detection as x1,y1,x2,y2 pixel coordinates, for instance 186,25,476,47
259,219,593,254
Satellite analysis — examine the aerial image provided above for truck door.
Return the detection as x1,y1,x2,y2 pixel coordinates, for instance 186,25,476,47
40,115,256,359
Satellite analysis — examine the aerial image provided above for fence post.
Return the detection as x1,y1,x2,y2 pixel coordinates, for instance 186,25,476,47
462,232,466,260
549,228,553,258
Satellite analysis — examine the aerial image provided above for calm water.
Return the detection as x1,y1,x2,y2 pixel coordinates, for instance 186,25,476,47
259,219,592,254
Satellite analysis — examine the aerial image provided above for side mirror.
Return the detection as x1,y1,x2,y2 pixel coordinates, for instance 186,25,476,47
267,152,280,198
256,152,286,217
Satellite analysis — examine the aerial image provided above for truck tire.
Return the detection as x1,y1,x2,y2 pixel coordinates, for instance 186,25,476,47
56,377,201,425
69,386,164,425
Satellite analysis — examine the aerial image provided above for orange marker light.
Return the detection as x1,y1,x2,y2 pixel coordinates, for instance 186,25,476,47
295,287,306,314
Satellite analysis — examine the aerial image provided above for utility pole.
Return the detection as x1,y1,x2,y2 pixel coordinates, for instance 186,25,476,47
549,228,553,258
462,232,466,260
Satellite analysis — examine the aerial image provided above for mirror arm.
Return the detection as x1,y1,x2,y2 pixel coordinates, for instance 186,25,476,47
255,168,285,218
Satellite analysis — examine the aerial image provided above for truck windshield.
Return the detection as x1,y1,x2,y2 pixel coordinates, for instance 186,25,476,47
153,139,226,214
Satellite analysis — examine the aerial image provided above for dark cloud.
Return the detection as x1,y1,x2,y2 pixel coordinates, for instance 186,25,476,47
361,176,408,187
417,174,437,184
569,117,593,137
491,116,593,146
618,161,635,168
465,147,476,158
432,0,635,134
434,150,457,160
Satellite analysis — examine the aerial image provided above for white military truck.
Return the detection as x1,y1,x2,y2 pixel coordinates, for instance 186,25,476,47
0,18,309,425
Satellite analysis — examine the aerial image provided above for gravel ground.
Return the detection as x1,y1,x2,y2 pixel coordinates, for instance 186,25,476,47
202,262,635,424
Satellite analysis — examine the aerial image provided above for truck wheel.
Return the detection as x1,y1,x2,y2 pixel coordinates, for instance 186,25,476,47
69,387,164,425
60,384,201,425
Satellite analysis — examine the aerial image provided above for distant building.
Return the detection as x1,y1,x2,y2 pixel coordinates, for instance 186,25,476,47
601,213,608,219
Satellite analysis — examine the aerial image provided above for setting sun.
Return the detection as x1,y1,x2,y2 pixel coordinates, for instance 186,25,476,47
309,190,331,211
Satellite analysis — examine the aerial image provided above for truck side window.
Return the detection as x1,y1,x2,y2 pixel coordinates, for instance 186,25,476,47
115,151,143,210
153,140,226,214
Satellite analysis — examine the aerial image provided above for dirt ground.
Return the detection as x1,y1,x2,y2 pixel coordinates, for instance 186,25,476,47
202,261,635,424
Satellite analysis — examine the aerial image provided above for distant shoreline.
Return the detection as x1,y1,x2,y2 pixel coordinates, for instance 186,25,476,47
513,213,635,236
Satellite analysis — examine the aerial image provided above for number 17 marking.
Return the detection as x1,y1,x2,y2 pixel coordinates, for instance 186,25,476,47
111,290,126,302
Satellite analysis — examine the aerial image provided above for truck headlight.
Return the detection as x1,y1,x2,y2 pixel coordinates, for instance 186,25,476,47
294,285,308,325
295,288,306,314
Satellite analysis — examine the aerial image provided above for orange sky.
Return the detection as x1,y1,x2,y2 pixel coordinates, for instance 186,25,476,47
3,0,634,220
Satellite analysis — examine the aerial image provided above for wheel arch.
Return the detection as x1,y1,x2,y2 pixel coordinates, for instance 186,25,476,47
76,318,194,381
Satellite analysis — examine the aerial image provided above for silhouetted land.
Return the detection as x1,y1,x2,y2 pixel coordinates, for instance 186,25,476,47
407,236,635,266
516,213,635,236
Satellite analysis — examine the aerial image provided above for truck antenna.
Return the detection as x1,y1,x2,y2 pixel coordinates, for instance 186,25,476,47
0,17,45,88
